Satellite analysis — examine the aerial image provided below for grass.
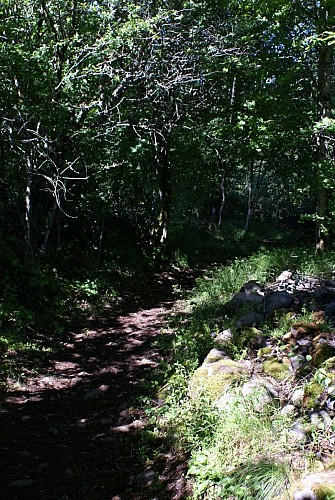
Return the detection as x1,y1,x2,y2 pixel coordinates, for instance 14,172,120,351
145,244,335,499
2,227,335,497
218,459,291,500
156,385,293,499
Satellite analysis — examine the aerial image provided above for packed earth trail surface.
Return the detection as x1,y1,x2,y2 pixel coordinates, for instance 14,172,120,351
0,269,199,500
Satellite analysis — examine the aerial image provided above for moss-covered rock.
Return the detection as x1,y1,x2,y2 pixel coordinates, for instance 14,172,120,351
262,358,291,381
324,356,335,375
293,468,335,499
203,348,228,364
302,357,335,410
303,380,324,410
312,341,335,368
189,356,249,401
239,326,265,346
323,356,335,372
257,346,273,357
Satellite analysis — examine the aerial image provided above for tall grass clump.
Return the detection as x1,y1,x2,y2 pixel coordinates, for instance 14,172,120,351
186,392,292,499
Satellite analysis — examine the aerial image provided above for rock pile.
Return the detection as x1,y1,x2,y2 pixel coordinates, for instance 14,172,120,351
190,270,335,499
219,270,335,328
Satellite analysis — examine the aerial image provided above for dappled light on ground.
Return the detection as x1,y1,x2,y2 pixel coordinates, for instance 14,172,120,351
0,270,197,499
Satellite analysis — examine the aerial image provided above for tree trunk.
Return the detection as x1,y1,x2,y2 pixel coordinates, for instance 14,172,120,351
25,154,33,256
151,131,172,246
39,200,58,255
244,162,254,234
96,215,105,271
218,170,226,227
245,191,254,234
215,149,227,227
315,3,334,250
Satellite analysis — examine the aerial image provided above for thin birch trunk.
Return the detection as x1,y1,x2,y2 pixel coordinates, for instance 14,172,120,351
40,200,58,255
25,155,33,256
244,162,254,234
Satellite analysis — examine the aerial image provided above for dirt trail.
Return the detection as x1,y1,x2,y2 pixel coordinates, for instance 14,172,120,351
0,269,198,499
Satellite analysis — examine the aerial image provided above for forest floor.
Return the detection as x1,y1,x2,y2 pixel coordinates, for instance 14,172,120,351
0,268,199,499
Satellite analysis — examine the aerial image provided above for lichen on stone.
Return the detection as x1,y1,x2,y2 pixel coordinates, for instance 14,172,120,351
257,346,273,357
293,468,335,500
303,381,324,410
189,358,249,401
262,358,291,381
203,348,228,364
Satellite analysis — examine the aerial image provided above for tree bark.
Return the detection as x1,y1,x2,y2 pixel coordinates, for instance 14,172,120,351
214,149,227,227
39,200,58,255
218,170,226,227
25,154,33,256
244,161,254,234
244,160,267,235
315,2,334,250
245,185,253,234
151,131,172,246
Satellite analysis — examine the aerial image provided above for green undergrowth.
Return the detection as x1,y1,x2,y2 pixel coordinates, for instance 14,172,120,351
168,216,298,267
186,397,292,499
143,246,335,499
0,246,150,384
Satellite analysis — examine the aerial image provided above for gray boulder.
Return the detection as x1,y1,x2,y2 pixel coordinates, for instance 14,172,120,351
289,354,307,372
213,329,233,346
235,312,264,328
324,300,335,320
240,281,263,294
293,469,335,500
264,291,297,317
224,292,263,314
276,270,293,281
241,376,278,411
313,286,335,304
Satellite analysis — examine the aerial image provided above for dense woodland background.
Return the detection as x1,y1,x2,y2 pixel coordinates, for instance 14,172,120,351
1,0,335,372
1,0,334,263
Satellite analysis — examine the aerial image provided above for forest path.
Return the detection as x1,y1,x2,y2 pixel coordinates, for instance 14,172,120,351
0,268,199,499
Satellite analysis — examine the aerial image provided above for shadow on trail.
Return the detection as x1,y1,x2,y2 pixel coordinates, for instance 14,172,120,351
0,269,199,500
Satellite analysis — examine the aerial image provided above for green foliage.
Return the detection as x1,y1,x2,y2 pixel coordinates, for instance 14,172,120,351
0,248,124,384
145,246,335,497
217,459,290,500
72,279,99,297
186,393,292,499
1,1,335,496
2,0,332,261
